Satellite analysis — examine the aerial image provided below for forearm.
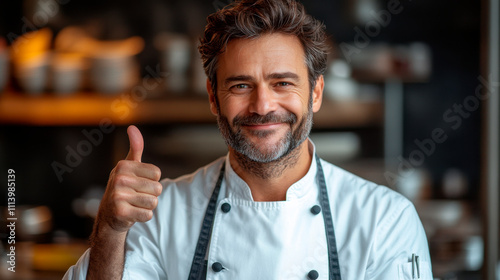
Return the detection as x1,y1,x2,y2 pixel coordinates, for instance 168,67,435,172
87,222,128,280
83,125,162,279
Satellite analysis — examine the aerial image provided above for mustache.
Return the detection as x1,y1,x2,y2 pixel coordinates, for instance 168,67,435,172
232,112,297,127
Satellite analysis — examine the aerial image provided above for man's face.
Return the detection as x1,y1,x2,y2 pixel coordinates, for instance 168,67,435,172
209,33,323,162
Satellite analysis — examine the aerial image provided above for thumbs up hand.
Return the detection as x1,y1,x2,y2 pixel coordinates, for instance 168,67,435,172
96,125,162,234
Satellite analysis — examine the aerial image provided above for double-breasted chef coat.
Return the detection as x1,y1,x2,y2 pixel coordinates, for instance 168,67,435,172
64,141,433,280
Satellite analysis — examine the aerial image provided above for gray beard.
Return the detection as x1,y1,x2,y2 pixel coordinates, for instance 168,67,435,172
216,101,313,179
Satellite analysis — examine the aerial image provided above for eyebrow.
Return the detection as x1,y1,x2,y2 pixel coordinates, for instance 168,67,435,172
223,72,300,87
223,75,255,87
266,72,300,81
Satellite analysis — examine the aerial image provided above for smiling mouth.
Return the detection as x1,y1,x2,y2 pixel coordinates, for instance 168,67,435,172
243,123,283,129
240,123,289,139
232,112,297,132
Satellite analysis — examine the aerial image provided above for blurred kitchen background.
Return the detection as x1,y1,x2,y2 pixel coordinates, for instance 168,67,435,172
0,0,498,279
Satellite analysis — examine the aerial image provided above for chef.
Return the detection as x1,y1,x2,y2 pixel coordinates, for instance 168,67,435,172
64,0,433,279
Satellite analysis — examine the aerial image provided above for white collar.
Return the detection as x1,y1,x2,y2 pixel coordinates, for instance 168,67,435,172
223,139,318,202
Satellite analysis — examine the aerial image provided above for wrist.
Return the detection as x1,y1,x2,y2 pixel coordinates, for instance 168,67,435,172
90,218,128,249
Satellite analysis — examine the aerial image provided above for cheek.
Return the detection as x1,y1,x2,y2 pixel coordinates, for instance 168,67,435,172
281,93,309,116
219,96,245,118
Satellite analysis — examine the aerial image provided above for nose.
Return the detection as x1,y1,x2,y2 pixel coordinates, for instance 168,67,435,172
248,85,278,115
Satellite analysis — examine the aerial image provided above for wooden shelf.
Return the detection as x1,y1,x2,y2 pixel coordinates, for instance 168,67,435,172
314,99,382,128
0,91,382,127
0,91,215,126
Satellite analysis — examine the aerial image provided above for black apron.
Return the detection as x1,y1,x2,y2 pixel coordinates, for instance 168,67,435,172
188,155,342,280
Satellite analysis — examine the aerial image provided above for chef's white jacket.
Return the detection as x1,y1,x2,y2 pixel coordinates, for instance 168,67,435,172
64,147,433,279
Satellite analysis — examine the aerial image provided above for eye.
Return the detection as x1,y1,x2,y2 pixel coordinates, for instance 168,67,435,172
233,84,249,89
229,83,252,94
276,82,291,87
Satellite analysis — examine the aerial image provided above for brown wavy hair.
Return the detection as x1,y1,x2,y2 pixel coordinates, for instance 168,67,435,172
198,0,329,93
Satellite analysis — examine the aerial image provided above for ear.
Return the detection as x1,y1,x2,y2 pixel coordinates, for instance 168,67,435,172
206,79,218,116
312,75,324,113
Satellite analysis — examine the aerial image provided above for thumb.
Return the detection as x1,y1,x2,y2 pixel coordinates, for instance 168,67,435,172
125,125,144,162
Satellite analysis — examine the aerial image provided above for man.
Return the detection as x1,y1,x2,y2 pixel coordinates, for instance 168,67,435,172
65,0,432,279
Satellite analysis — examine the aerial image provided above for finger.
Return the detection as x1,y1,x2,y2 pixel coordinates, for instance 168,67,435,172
125,125,144,162
134,208,154,223
114,161,162,182
115,201,154,224
113,175,163,196
137,180,163,197
128,192,159,210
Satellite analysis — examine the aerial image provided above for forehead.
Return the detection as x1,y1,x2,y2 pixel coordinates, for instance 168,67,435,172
217,33,307,79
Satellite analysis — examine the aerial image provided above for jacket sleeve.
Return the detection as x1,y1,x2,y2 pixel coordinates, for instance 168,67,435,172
121,207,168,280
62,249,90,280
366,196,433,280
61,217,167,280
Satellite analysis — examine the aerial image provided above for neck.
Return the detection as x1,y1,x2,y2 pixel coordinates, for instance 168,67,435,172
228,140,313,201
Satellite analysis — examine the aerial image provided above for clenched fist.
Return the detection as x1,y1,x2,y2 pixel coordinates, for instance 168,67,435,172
96,125,162,233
